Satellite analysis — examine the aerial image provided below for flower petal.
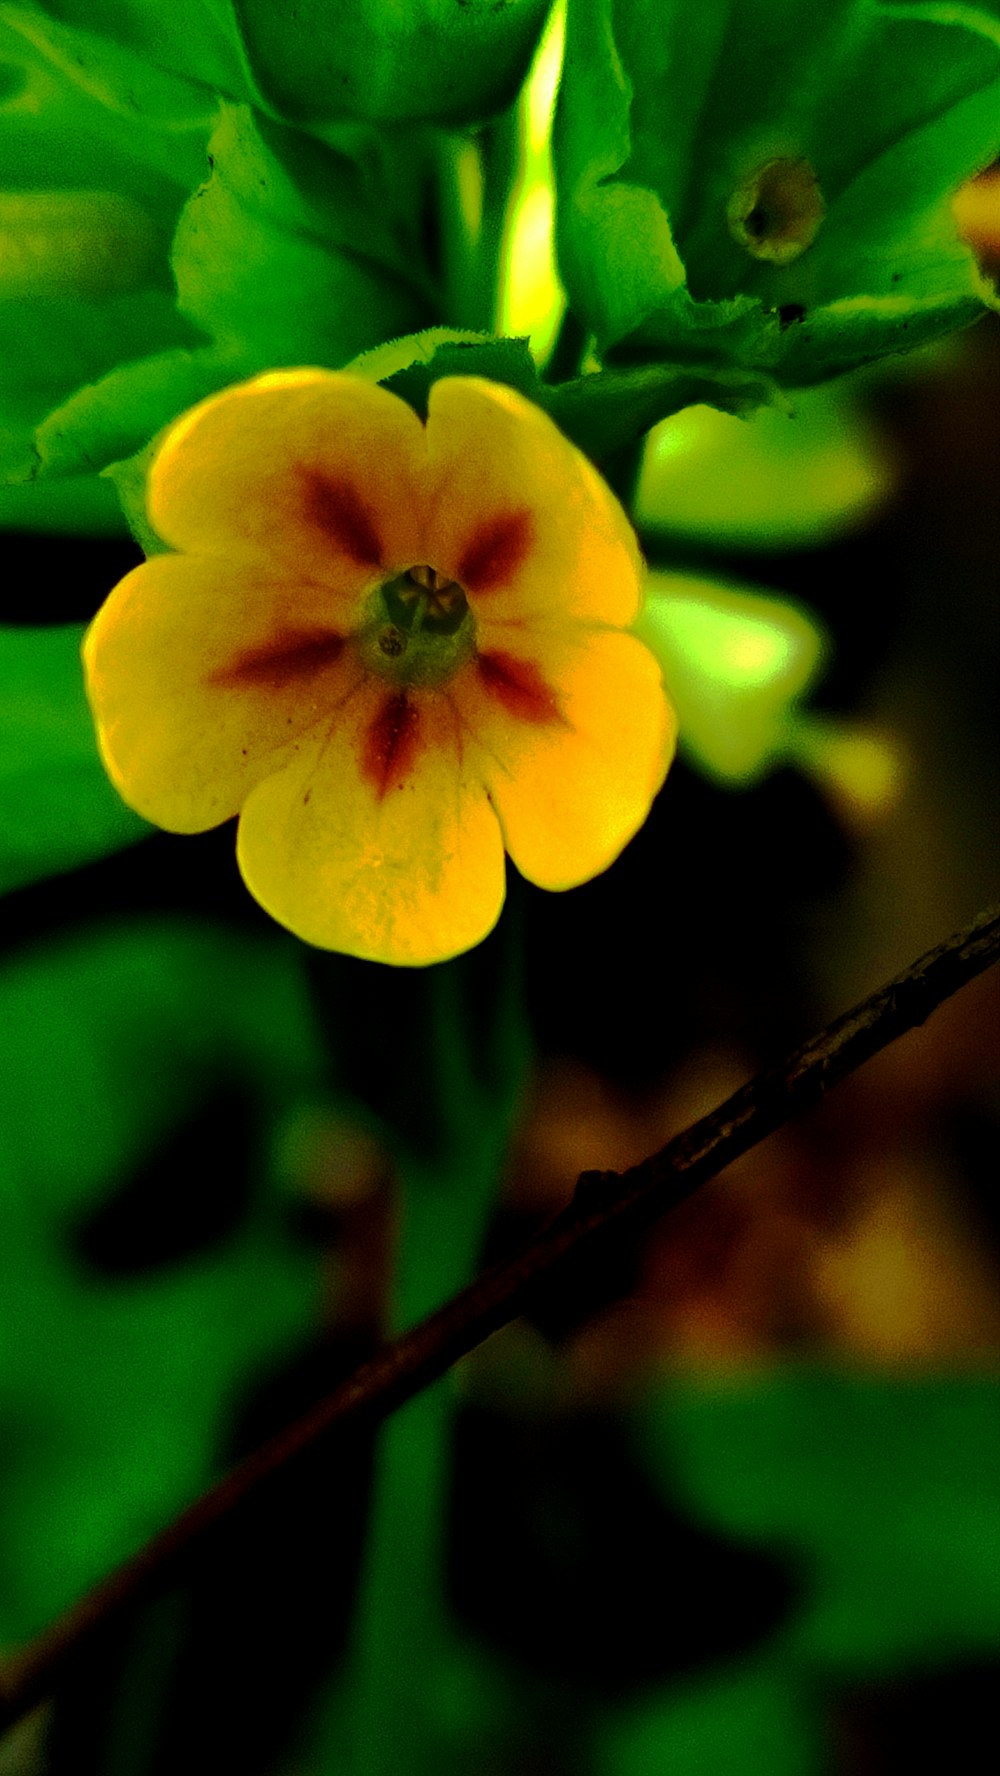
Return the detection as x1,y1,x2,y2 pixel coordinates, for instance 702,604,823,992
148,369,430,591
83,552,360,831
458,630,676,889
236,684,507,965
423,377,644,628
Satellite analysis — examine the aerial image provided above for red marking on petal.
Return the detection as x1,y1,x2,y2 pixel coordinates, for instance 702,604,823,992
210,629,344,691
361,691,421,800
456,510,533,593
300,471,383,566
476,651,561,725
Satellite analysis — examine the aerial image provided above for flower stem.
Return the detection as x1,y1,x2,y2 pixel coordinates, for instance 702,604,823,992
331,940,527,1773
339,1145,504,1773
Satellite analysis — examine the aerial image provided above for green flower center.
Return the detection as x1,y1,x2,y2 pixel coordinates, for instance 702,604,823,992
727,157,825,265
358,565,475,687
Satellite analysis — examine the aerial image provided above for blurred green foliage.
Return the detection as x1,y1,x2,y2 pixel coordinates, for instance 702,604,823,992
0,918,324,1639
634,382,892,550
642,1373,1000,1676
585,1372,1000,1774
638,574,826,786
0,625,148,895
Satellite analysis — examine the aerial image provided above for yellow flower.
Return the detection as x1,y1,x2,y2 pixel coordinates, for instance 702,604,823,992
84,371,676,965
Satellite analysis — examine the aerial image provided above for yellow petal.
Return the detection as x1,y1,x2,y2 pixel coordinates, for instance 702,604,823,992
236,683,507,965
148,370,430,588
423,377,644,628
457,630,676,889
83,553,361,831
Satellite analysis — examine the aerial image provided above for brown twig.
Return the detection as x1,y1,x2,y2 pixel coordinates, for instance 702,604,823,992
2,902,999,1734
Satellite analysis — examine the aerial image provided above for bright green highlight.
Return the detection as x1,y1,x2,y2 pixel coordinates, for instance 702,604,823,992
634,383,893,548
661,598,801,691
496,0,567,360
637,572,826,783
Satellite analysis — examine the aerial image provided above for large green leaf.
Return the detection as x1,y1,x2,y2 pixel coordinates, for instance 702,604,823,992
554,0,1000,383
28,342,244,483
596,1370,1000,1776
0,918,324,1637
0,624,149,894
0,469,126,532
6,0,553,128
0,1,228,125
20,98,445,490
596,1658,825,1776
230,0,553,128
0,7,212,489
639,1371,1000,1675
171,103,437,365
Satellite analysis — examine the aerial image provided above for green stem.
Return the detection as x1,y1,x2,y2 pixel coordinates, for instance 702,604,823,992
335,945,525,1774
542,306,588,384
341,1154,502,1774
438,110,521,333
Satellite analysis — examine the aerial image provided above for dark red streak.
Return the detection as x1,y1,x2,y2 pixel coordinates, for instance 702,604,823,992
299,471,383,566
476,651,562,725
456,509,533,593
210,629,344,691
361,691,421,800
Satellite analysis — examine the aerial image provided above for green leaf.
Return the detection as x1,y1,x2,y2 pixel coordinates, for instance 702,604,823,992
0,0,247,121
170,103,437,367
379,333,543,417
0,918,324,1636
347,328,506,387
0,473,126,532
636,572,827,784
0,7,213,494
639,1371,1000,1676
28,342,244,482
0,624,149,894
554,0,1000,382
17,93,449,489
9,0,554,128
542,360,781,461
369,327,779,458
232,0,552,127
597,1659,825,1776
633,381,894,548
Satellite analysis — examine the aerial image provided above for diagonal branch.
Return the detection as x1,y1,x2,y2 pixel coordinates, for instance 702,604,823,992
2,901,999,1735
